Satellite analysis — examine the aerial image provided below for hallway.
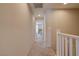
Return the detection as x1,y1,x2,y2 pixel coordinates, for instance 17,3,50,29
0,3,79,56
28,41,55,56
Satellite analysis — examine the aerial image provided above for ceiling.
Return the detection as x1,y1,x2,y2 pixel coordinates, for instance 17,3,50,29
43,3,79,9
30,3,79,10
29,3,79,17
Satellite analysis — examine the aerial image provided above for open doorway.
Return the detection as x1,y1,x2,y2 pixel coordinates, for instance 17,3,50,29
34,16,46,47
35,19,44,42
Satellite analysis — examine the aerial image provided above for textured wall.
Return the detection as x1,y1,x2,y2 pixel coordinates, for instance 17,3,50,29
46,10,79,52
0,4,33,55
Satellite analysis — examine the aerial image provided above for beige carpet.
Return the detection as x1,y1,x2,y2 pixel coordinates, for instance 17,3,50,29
28,41,56,56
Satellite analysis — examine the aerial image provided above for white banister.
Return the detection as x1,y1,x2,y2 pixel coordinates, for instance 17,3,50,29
57,31,62,56
56,32,60,56
57,31,79,56
61,35,64,56
65,37,68,56
76,38,79,56
59,34,62,56
69,37,73,56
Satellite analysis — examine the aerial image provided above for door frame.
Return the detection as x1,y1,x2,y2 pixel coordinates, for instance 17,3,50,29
32,15,47,47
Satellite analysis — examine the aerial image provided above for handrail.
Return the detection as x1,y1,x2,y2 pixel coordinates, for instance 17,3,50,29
57,31,79,56
57,31,79,39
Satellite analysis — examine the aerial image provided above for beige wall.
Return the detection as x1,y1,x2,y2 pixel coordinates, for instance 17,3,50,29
0,4,33,55
46,10,79,52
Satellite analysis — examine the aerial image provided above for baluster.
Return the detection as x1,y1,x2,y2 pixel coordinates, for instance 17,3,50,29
59,33,62,56
61,35,64,56
57,32,59,56
57,32,61,56
65,36,68,56
57,31,79,56
57,32,62,56
69,37,73,56
76,38,79,56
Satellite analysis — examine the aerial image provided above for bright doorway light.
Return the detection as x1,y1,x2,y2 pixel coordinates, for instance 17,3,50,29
38,14,41,17
64,3,68,5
